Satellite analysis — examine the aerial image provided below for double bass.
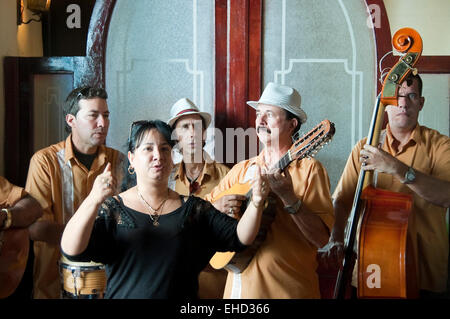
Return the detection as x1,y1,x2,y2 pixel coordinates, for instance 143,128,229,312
334,28,423,299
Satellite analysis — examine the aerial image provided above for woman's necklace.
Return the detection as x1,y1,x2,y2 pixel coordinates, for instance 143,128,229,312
137,187,169,227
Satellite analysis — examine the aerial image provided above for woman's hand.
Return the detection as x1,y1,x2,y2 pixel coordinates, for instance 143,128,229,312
236,165,270,245
250,165,270,209
89,162,116,205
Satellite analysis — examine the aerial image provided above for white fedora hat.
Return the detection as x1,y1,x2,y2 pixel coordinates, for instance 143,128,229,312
168,98,212,128
247,82,307,124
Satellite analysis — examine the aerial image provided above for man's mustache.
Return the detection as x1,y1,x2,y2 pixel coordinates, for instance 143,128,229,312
257,126,271,134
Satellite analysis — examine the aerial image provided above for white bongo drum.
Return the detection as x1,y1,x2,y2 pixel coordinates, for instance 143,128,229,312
59,256,107,299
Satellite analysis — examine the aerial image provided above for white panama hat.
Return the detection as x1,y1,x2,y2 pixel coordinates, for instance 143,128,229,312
168,98,211,128
247,82,307,124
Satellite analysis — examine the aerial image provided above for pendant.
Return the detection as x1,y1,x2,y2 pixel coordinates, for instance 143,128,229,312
153,220,159,227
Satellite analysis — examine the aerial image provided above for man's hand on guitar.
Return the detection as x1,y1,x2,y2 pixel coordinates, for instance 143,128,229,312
265,167,298,206
250,165,270,209
212,194,247,217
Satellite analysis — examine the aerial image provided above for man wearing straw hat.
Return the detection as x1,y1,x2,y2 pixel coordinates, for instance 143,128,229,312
205,82,334,298
168,98,236,298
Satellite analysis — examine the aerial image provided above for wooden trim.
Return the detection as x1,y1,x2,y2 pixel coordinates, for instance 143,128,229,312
227,0,262,129
214,0,263,164
417,56,450,74
247,0,263,128
82,0,116,87
364,0,450,131
215,0,228,133
228,0,250,129
365,0,395,94
3,58,21,186
3,57,81,186
365,0,450,84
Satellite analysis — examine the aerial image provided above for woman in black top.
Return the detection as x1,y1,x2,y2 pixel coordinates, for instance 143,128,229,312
61,120,269,299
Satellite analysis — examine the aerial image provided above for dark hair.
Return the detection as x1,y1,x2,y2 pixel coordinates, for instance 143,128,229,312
63,86,108,133
404,73,423,96
127,120,175,153
283,110,302,136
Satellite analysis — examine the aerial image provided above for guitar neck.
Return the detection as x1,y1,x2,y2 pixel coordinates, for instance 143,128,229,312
274,151,292,171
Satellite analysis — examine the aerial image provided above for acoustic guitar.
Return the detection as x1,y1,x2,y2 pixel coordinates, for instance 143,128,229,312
0,228,29,298
210,119,336,273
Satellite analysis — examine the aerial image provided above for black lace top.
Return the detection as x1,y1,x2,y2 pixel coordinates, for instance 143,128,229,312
62,195,245,299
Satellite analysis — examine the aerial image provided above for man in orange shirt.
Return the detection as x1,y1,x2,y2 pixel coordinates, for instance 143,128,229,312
1,176,42,229
205,82,334,298
168,98,233,299
322,74,450,298
0,176,42,298
26,87,126,298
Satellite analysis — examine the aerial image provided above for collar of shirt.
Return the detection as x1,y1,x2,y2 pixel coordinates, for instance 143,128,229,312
174,151,216,186
385,123,421,154
63,134,108,171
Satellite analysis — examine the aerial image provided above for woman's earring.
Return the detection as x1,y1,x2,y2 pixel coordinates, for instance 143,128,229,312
128,165,135,175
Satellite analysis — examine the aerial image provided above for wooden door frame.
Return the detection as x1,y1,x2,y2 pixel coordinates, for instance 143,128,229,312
3,57,85,186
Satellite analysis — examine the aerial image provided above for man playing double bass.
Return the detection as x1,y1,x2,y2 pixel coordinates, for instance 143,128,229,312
322,74,450,298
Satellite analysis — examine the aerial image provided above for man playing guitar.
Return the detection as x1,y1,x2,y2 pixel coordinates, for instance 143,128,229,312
205,82,334,298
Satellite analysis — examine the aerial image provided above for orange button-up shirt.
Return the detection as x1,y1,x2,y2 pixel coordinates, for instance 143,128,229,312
0,176,27,207
25,134,126,299
169,156,230,299
205,152,334,298
1,176,28,298
333,124,450,292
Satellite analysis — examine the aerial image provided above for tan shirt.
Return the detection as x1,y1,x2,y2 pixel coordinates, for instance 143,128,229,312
205,152,334,298
0,176,27,208
25,135,126,299
0,177,28,298
169,157,230,299
333,124,450,292
171,157,230,198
